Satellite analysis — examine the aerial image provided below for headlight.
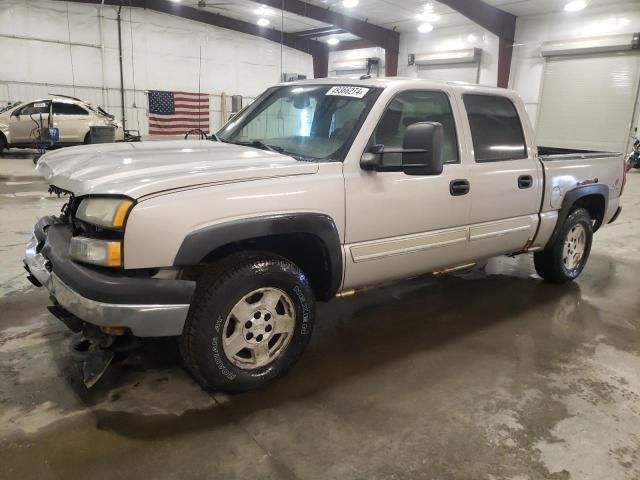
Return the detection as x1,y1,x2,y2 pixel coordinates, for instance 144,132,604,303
76,197,134,229
70,237,122,267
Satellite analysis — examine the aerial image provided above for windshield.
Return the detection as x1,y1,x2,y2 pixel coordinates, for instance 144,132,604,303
217,85,380,162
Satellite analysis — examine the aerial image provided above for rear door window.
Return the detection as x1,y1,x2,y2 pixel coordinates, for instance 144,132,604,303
53,102,88,116
463,94,527,162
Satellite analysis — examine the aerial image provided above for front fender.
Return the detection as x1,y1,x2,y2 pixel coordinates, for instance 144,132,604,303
173,213,343,296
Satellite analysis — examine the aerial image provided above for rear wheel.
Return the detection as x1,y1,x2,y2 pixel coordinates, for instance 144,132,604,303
179,252,315,392
534,208,593,283
84,132,91,144
0,134,6,155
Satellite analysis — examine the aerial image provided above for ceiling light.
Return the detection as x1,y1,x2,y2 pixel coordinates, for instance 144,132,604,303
327,37,340,45
418,23,434,33
257,17,270,26
342,0,359,7
254,5,273,16
466,34,477,43
564,1,587,12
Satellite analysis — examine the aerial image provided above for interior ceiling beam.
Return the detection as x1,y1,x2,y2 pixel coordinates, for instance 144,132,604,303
60,0,327,56
245,0,399,52
294,27,346,37
436,0,516,88
329,39,375,52
436,0,516,40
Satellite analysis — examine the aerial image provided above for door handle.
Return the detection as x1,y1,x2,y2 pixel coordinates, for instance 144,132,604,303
450,179,470,196
518,175,533,189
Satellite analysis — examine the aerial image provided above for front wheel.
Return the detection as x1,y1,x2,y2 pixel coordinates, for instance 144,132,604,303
179,253,315,392
534,208,593,283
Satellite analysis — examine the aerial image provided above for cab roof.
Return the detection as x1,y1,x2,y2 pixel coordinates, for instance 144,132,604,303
282,76,515,96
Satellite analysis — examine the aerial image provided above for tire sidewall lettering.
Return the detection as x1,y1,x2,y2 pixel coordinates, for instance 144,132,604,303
293,285,310,335
211,336,237,380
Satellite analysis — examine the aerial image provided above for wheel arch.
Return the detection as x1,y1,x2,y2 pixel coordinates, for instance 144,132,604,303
173,213,343,301
546,184,608,247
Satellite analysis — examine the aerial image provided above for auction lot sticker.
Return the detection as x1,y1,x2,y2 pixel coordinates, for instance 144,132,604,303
326,86,370,98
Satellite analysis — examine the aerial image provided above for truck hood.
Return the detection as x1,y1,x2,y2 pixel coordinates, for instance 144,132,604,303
36,140,318,198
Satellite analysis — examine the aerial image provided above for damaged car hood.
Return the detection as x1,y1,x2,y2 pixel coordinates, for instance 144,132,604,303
36,140,319,198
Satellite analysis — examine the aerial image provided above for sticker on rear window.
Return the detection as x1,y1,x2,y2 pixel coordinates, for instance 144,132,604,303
326,86,370,98
34,102,47,108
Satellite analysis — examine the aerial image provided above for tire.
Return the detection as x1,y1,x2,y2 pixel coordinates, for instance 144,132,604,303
179,252,315,392
534,208,593,283
0,133,6,155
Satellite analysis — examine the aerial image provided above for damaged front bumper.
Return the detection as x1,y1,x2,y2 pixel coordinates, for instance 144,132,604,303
24,217,195,337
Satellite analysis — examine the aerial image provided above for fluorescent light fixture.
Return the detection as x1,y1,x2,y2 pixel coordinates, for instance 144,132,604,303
564,1,587,12
466,34,477,43
327,37,340,45
418,23,434,33
257,17,270,26
343,0,359,7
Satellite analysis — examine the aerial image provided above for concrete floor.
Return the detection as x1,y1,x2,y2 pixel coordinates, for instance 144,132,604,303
1,151,639,480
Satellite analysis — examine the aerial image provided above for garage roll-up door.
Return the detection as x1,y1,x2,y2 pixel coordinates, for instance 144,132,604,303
536,51,640,153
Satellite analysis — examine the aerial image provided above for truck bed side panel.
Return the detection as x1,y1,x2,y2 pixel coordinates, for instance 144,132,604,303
532,153,625,248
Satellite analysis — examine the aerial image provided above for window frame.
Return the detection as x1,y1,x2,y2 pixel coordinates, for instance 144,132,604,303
14,101,51,117
462,93,528,163
368,89,462,165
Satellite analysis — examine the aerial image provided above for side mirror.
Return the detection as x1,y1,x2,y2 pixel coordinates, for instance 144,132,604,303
360,122,444,176
401,122,444,176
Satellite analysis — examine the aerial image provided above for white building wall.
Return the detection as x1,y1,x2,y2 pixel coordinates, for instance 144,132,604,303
328,25,500,85
0,0,313,134
328,47,386,77
509,1,640,127
399,25,500,86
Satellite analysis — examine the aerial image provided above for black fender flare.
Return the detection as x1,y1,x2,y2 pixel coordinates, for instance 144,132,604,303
173,213,343,297
546,184,608,247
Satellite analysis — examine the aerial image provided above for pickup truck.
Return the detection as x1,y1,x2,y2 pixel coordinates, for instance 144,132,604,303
24,78,625,392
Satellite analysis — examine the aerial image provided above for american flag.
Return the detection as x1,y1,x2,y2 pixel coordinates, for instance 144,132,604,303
148,90,209,135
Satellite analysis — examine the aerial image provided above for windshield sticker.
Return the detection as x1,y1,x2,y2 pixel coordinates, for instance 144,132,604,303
326,86,370,98
34,102,47,108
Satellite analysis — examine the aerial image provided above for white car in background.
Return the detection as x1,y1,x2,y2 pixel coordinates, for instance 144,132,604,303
0,95,124,152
